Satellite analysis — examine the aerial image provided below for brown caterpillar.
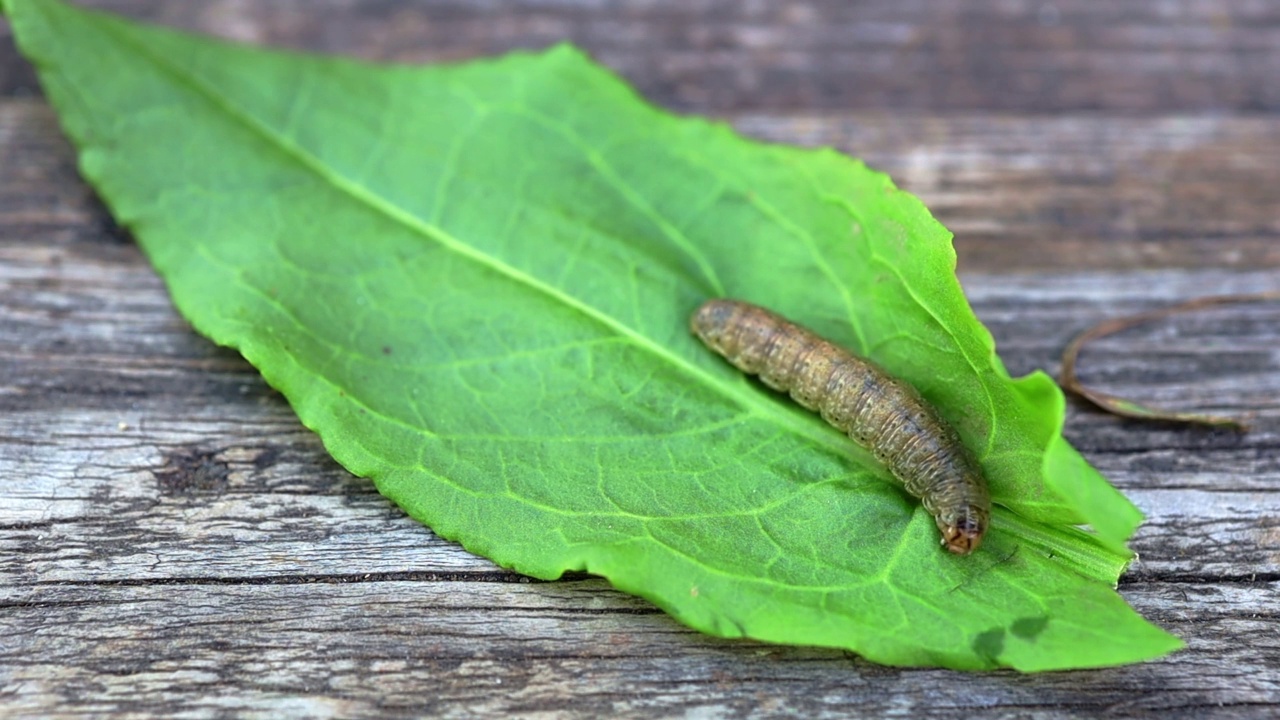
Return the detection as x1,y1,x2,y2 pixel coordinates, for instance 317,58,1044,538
690,299,991,554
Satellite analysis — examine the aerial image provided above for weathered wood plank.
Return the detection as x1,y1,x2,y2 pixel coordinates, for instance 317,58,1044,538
738,115,1280,272
3,412,1279,585
1,581,1276,718
5,0,1279,114
4,101,1278,274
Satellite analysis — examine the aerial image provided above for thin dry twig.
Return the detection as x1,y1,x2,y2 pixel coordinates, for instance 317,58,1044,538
1060,292,1280,431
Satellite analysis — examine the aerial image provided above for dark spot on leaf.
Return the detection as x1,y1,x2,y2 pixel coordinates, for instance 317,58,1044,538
155,448,230,495
972,627,1005,660
1011,616,1049,641
382,345,392,355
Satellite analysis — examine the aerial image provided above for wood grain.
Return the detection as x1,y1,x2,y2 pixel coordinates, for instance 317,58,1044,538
738,114,1280,272
4,102,1277,276
5,0,1279,115
3,1,1279,717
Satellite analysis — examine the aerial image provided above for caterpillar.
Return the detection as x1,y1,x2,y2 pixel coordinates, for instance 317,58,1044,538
690,299,991,554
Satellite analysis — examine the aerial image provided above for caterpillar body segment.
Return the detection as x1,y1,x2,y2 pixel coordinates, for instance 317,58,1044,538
691,299,991,554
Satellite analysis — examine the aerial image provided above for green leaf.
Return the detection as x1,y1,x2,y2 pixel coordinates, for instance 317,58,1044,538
5,0,1182,669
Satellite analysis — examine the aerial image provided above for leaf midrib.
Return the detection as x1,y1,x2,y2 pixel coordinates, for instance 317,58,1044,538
90,13,858,463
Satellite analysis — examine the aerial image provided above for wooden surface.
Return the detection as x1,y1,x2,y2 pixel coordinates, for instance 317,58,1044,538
2,1,1279,717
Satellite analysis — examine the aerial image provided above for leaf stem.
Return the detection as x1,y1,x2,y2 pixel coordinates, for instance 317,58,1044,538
1060,292,1280,430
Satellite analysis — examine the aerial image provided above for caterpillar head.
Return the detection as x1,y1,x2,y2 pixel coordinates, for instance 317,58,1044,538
937,505,988,555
